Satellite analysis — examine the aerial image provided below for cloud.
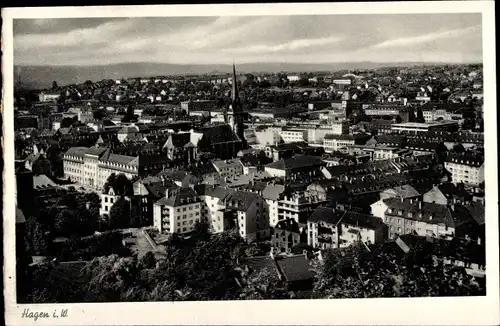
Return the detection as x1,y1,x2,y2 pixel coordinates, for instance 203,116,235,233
13,14,483,66
371,25,481,49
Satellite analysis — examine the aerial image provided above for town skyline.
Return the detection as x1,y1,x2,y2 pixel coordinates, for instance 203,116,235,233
14,14,482,66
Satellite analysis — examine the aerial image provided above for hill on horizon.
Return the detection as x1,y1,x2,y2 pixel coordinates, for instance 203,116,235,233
15,61,470,90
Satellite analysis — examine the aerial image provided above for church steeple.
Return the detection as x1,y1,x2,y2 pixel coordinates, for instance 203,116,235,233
231,62,239,107
228,62,246,146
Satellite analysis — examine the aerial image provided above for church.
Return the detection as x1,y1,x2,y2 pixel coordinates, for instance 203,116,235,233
196,63,247,159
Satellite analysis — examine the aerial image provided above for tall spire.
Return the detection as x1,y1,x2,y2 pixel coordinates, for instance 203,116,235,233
231,61,239,105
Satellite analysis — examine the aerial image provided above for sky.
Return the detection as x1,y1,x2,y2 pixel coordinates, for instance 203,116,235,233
13,14,482,66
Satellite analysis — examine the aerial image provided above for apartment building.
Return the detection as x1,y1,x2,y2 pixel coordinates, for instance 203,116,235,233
445,154,484,186
153,187,202,234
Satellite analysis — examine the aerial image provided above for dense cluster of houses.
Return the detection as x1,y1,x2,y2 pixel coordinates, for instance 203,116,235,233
15,63,486,284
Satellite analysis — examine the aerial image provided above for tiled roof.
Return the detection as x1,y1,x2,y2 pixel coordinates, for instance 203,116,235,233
446,153,484,167
265,155,325,171
391,185,420,198
308,206,339,224
262,184,286,200
275,218,300,233
275,255,315,282
383,197,473,228
155,187,199,207
33,174,56,189
225,191,259,212
212,159,243,170
199,124,240,145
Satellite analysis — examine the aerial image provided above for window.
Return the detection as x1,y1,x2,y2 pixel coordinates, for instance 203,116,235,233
183,207,187,212
110,198,114,204
182,221,186,225
105,197,108,203
183,227,186,232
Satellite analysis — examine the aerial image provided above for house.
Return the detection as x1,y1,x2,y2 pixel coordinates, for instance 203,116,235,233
262,184,286,227
117,125,140,142
223,190,270,241
264,155,326,179
153,187,202,235
131,177,179,226
382,197,475,240
271,218,301,253
307,207,387,249
212,159,244,179
323,133,370,153
274,254,315,293
379,184,420,200
198,186,234,233
423,183,473,206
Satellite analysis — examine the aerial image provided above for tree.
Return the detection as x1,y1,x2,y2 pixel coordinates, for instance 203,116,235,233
26,217,49,255
140,252,157,269
104,173,132,196
239,267,290,300
109,197,131,229
52,81,58,89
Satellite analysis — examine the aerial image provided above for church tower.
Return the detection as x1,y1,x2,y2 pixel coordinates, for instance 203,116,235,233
229,62,246,145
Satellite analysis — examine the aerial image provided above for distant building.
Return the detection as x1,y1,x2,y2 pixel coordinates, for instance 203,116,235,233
391,121,458,134
38,91,61,102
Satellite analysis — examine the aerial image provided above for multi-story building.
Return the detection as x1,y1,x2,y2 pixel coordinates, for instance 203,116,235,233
323,133,371,153
381,197,475,240
271,218,301,253
223,190,270,241
63,146,139,190
262,184,286,227
362,104,410,121
279,129,307,143
391,121,458,134
153,187,202,234
307,207,387,249
277,190,327,229
264,155,326,179
212,159,244,179
445,154,484,186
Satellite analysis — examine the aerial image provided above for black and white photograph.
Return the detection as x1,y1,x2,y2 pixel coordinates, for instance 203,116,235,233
2,2,499,325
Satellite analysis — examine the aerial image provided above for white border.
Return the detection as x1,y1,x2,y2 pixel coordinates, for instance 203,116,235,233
2,2,498,325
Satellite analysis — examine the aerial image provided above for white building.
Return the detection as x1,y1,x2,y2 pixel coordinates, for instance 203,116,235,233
262,184,286,227
391,121,458,134
445,155,485,186
153,187,202,234
279,129,307,143
63,146,139,190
